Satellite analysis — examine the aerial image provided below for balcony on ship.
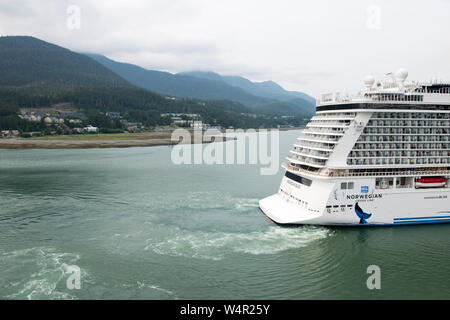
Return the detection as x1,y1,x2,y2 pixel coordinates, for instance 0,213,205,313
294,142,335,152
287,155,327,168
298,136,340,144
290,148,330,160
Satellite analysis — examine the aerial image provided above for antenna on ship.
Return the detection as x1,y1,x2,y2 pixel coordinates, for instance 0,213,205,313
383,72,398,88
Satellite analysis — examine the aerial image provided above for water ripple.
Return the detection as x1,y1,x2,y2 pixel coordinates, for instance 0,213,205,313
145,226,332,260
0,247,87,300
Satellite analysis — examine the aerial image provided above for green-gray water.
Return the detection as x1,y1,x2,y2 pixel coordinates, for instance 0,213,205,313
1,130,449,299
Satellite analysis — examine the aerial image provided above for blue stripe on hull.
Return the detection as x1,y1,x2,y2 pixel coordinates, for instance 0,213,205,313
393,219,450,225
327,217,450,226
394,215,450,221
392,214,450,225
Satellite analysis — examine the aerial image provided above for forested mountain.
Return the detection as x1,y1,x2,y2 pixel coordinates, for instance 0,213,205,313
0,86,281,129
0,36,129,87
0,36,312,132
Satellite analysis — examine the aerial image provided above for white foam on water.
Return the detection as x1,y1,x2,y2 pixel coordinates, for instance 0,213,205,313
118,281,178,299
145,226,332,261
234,226,332,255
0,247,87,300
136,281,178,299
233,198,260,212
149,191,260,213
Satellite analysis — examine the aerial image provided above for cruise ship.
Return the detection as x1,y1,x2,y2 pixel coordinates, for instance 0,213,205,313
259,69,450,226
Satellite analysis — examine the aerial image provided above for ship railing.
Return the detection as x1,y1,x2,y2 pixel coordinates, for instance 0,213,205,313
343,169,450,177
287,156,326,165
283,162,450,178
302,129,345,135
317,91,425,105
290,150,330,160
299,136,340,142
307,123,349,128
311,115,356,121
283,162,322,175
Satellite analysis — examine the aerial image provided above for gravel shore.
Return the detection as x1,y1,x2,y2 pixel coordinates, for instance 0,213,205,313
0,132,231,149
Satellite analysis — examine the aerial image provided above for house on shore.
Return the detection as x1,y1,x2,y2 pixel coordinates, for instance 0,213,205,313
1,130,20,138
83,125,99,133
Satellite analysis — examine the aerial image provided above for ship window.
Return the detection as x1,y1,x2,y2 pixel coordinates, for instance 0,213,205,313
341,182,354,189
285,171,312,186
376,177,394,189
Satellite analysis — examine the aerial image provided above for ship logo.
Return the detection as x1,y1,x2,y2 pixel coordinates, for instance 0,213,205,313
355,202,372,224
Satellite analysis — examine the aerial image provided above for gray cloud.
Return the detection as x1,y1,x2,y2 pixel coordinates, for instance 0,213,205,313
0,1,36,17
1,0,450,97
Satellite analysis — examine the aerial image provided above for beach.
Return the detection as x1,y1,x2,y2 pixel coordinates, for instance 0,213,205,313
0,130,230,149
0,127,301,149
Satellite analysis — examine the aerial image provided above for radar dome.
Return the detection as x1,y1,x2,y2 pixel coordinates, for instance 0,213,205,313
395,68,408,83
363,75,375,89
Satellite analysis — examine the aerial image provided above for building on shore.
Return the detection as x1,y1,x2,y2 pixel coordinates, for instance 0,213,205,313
1,130,20,138
83,125,99,133
106,112,121,118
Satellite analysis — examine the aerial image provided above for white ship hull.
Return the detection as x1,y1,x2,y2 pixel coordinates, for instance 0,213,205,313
260,70,450,226
260,174,450,226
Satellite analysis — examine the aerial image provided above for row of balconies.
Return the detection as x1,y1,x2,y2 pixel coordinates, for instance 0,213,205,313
299,135,340,143
294,142,335,152
287,155,327,168
311,113,356,121
291,148,330,160
364,128,449,134
307,122,350,129
347,157,450,166
353,143,449,150
372,113,450,120
366,93,423,102
349,151,450,158
367,121,450,127
302,128,345,136
359,135,450,142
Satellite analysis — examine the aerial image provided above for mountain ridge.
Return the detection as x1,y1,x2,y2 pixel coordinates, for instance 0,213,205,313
180,71,315,105
0,36,129,88
87,54,315,116
86,54,270,106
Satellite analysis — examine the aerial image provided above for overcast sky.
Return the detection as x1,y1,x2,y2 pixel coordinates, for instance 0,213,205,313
1,0,450,97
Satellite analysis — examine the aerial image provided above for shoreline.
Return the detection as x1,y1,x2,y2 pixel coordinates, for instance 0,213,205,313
0,127,304,149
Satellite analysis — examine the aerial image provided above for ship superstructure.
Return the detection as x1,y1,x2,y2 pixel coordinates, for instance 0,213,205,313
260,69,450,225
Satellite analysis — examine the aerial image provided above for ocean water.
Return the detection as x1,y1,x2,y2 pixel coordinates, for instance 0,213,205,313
0,130,449,300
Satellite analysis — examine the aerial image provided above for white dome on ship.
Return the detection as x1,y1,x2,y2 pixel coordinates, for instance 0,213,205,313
395,68,408,82
363,75,375,88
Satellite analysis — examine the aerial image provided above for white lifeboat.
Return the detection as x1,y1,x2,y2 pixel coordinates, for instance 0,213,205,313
415,177,446,188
